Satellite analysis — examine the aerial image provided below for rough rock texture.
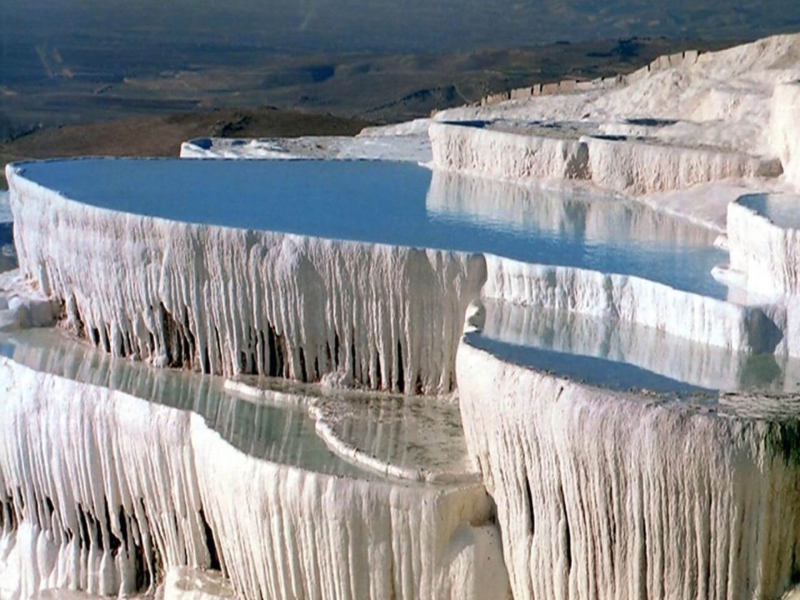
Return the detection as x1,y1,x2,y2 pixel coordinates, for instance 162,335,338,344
457,339,800,600
436,35,800,160
0,358,211,598
584,136,782,196
482,255,782,354
0,269,58,331
429,123,589,182
428,123,781,196
770,81,800,187
728,196,800,297
8,167,486,394
430,35,800,202
0,355,510,600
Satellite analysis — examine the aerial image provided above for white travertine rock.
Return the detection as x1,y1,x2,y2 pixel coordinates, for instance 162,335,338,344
435,34,800,159
728,194,800,297
180,129,432,164
482,255,782,354
0,358,212,598
161,567,236,600
770,81,800,188
429,122,589,182
0,355,510,600
478,300,789,392
428,123,780,196
8,166,486,394
194,424,507,600
457,338,800,600
428,35,800,208
308,395,479,484
0,269,59,331
584,136,782,196
0,191,10,225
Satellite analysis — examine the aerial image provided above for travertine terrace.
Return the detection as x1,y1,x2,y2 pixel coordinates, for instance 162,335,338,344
4,33,800,600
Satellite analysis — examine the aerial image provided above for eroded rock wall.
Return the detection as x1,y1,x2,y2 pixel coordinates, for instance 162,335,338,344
0,356,510,600
457,339,800,600
8,167,486,394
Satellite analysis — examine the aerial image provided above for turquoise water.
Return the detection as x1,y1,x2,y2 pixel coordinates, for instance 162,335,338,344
16,158,728,298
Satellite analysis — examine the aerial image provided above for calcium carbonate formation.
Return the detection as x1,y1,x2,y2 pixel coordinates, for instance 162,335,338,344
0,346,509,600
456,338,800,600
7,167,486,395
5,32,800,600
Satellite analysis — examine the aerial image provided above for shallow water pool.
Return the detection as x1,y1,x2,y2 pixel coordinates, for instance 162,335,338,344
15,158,728,298
0,328,471,482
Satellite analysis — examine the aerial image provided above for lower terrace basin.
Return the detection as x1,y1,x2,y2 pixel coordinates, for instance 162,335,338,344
0,327,507,599
469,299,800,394
7,158,739,394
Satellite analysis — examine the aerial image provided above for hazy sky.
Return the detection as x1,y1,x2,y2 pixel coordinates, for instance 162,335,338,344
3,0,799,55
0,0,800,52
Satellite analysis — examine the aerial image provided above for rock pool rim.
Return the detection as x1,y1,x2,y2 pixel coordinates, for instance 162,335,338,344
1,327,478,487
7,157,728,301
461,336,800,423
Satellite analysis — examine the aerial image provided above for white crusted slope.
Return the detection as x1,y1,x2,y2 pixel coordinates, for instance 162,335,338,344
0,270,59,331
0,353,511,600
428,35,800,199
482,255,783,355
0,358,212,598
429,123,589,182
457,338,800,600
770,81,800,188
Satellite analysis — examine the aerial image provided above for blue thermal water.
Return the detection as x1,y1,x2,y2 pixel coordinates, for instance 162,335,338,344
17,158,728,298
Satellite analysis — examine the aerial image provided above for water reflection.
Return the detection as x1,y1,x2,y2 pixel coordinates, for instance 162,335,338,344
17,159,727,298
426,170,727,298
1,328,473,480
0,329,364,478
467,299,800,397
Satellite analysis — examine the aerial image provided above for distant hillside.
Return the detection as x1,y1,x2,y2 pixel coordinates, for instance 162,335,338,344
0,38,739,139
0,108,370,188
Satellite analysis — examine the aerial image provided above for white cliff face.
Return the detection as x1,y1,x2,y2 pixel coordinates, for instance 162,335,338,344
457,338,800,600
436,34,800,157
0,357,212,598
0,270,59,331
429,35,800,199
429,123,589,182
193,425,507,600
770,82,800,188
0,347,510,600
8,167,485,395
482,255,783,355
583,136,781,196
728,194,800,297
428,122,781,196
